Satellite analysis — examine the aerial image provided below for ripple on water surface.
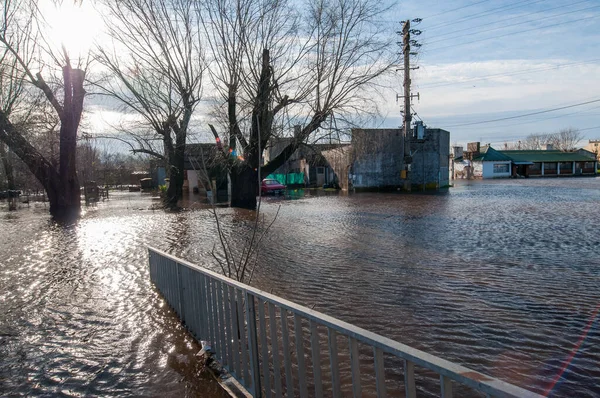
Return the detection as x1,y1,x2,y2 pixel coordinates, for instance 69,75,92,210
0,196,226,397
1,179,600,397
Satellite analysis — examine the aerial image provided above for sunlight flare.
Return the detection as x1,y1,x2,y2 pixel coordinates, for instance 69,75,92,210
39,0,104,56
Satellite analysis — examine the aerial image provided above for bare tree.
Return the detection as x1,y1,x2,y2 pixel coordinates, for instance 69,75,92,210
0,26,24,192
509,129,583,152
94,0,204,208
199,0,397,209
547,127,583,151
0,0,88,217
520,133,551,150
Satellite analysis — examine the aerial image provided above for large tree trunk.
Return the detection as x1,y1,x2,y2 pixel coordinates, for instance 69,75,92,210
52,66,85,216
164,131,186,209
163,104,192,209
225,49,326,209
229,49,271,210
230,164,257,209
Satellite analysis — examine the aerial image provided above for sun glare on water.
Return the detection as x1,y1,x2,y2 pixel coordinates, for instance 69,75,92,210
39,1,104,56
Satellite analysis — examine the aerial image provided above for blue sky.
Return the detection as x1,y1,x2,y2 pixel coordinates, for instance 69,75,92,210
79,0,600,150
375,0,600,147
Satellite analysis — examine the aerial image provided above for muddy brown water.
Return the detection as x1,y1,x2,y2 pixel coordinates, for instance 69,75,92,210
1,178,599,397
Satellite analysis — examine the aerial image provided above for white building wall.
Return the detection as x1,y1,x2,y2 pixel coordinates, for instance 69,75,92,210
482,161,511,179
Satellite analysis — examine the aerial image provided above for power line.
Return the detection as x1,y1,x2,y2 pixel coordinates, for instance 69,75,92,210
411,105,422,121
424,0,545,31
579,125,600,132
443,99,600,128
425,94,600,129
424,0,592,41
452,104,600,131
422,0,494,20
426,3,599,45
426,13,598,52
417,58,600,89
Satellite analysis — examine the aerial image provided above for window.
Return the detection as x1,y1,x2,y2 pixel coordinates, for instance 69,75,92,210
493,164,509,173
544,162,557,171
317,167,325,174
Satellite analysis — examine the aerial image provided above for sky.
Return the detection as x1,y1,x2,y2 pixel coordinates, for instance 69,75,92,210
37,0,600,150
374,0,600,148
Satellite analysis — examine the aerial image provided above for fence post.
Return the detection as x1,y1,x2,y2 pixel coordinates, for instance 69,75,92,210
328,328,341,398
310,320,323,397
404,360,416,398
349,337,362,398
374,347,386,398
280,309,294,397
294,314,308,398
441,375,453,398
176,262,184,317
246,292,262,397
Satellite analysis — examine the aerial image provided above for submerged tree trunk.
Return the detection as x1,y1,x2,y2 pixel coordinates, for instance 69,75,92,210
229,49,271,210
164,130,186,209
230,165,257,209
56,66,84,213
0,142,15,190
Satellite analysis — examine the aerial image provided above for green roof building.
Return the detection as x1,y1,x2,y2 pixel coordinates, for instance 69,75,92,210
452,145,597,179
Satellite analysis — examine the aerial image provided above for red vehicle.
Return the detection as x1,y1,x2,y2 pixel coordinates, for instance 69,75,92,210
261,178,286,195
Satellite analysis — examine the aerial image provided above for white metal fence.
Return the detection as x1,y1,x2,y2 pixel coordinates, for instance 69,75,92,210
148,247,544,398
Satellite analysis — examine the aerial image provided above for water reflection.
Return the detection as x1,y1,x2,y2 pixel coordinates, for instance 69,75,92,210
166,212,192,254
0,193,227,397
1,179,600,397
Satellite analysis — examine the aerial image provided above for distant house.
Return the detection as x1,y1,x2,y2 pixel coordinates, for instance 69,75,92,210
130,170,151,186
582,140,600,164
263,137,345,187
453,142,598,179
454,144,512,179
502,149,596,177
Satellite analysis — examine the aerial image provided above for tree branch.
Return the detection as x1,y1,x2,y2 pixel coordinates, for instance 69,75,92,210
0,110,59,188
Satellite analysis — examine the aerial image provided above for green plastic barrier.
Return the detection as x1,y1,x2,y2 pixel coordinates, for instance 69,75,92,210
266,173,305,185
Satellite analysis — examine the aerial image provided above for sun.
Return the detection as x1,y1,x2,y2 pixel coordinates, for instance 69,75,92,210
38,0,105,57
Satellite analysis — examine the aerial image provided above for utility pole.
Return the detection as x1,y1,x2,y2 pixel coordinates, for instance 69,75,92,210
402,20,412,191
399,19,421,191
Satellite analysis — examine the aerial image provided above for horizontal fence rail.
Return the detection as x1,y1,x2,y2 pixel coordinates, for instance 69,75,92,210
148,247,544,398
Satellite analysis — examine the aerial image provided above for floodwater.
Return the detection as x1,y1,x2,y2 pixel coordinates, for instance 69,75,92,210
1,178,600,397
